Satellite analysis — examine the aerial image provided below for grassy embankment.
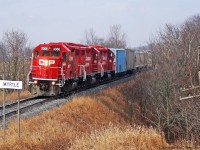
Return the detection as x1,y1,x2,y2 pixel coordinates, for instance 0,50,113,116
0,79,169,150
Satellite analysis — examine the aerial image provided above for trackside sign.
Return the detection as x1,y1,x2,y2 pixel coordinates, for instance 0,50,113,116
0,80,23,89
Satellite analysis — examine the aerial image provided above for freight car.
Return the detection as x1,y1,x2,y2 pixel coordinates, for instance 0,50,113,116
28,42,151,96
110,48,151,75
135,51,152,69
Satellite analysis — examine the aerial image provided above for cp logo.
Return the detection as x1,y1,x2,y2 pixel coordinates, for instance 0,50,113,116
39,59,55,66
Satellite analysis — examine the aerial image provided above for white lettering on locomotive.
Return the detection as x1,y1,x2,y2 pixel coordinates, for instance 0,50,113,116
39,59,55,66
41,47,48,50
103,56,107,60
86,57,91,61
49,60,55,64
53,48,60,51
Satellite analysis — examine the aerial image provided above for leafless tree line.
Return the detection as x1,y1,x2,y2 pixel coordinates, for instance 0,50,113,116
133,15,200,144
83,24,127,48
0,30,31,89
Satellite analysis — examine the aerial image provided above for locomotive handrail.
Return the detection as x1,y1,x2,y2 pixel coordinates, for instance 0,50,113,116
61,66,65,86
100,63,104,77
79,65,86,81
27,56,34,83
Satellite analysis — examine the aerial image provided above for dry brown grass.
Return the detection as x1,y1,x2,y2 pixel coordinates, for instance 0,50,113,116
0,96,126,149
0,90,31,104
70,124,168,150
96,87,126,117
0,93,169,149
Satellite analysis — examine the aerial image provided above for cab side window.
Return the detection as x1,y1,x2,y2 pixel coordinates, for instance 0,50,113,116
62,52,66,60
34,51,39,58
82,50,85,56
76,50,79,56
100,50,102,59
93,53,98,59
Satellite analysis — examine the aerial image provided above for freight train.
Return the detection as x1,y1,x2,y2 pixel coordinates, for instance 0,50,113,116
27,42,152,96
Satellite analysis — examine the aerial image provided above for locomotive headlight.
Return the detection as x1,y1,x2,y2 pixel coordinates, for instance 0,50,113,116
52,81,56,85
34,80,38,84
44,60,49,67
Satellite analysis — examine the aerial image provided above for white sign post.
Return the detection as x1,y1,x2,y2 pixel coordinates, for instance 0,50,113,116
0,79,22,142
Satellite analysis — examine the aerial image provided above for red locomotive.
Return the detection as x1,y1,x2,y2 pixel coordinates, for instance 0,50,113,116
28,42,115,96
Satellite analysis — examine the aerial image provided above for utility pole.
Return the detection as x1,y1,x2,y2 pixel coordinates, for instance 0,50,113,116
2,74,6,141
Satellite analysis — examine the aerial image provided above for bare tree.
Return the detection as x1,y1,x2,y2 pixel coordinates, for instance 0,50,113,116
132,15,200,143
0,30,30,88
106,25,127,48
84,28,105,45
83,25,127,48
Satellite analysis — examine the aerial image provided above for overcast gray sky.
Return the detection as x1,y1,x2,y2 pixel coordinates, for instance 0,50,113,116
0,0,199,47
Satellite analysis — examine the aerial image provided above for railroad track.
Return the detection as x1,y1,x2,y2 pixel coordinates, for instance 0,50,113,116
0,73,136,122
0,96,46,120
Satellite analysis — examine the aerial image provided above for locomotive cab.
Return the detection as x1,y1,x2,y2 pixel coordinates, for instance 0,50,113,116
28,43,70,96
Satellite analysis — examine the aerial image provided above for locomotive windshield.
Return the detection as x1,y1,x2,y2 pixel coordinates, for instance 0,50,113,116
52,51,60,57
40,51,60,57
42,51,50,56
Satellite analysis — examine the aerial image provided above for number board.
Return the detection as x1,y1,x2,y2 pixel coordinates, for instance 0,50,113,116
53,48,61,51
41,47,48,50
